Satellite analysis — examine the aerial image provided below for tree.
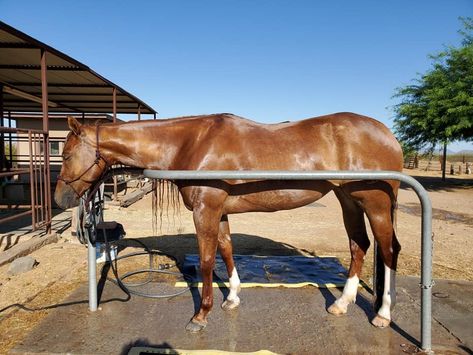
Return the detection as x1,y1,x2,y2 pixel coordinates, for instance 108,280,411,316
393,17,473,180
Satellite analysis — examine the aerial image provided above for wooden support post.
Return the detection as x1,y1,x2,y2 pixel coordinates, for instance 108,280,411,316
442,142,447,182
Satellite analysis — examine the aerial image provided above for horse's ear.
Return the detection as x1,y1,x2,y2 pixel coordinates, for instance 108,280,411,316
68,116,82,135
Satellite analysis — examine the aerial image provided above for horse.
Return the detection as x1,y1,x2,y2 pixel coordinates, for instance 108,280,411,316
55,112,403,332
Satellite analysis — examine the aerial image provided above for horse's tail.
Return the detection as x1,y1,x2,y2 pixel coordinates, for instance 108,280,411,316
152,179,181,235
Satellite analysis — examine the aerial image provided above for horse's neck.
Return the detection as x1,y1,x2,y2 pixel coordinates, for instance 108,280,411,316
97,121,187,170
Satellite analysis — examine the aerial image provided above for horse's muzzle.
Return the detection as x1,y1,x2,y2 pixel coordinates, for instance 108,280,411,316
54,181,80,209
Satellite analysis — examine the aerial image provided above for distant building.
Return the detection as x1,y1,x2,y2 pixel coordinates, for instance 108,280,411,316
14,113,121,183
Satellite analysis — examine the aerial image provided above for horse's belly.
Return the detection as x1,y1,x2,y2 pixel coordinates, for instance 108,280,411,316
223,188,330,214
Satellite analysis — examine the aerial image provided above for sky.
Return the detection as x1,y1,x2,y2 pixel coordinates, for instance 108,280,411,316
1,0,472,151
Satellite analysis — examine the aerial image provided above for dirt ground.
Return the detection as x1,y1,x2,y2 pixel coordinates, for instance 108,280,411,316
0,169,472,353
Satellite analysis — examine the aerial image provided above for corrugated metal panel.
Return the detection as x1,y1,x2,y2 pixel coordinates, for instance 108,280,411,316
0,21,157,116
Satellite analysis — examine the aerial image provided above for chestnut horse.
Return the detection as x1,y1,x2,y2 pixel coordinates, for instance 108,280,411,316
55,112,403,332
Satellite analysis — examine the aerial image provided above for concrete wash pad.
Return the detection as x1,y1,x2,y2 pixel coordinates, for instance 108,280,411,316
12,259,471,354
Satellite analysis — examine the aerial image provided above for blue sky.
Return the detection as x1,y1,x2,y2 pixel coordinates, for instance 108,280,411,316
1,0,472,151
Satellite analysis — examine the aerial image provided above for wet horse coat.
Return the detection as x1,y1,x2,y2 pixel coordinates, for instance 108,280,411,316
55,112,403,331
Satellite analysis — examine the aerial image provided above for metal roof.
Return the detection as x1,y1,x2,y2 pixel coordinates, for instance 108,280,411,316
0,21,157,115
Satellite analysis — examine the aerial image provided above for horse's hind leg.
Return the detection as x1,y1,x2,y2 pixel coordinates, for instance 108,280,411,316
218,215,241,311
327,188,370,316
341,181,401,328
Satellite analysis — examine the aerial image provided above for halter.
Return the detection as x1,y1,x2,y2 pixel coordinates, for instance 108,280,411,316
57,125,110,198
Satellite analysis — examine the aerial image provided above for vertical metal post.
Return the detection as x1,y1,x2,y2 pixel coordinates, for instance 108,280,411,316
419,187,433,352
112,87,117,123
112,87,118,201
137,105,141,121
0,84,5,171
88,233,98,311
41,49,52,233
153,113,156,120
8,111,12,164
28,131,36,230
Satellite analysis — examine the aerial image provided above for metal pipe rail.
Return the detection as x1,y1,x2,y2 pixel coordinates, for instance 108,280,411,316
142,169,433,352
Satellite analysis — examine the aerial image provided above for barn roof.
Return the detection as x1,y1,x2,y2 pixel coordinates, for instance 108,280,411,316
0,21,157,115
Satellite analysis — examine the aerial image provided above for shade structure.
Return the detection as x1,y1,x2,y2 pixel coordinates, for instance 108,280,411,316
0,21,157,115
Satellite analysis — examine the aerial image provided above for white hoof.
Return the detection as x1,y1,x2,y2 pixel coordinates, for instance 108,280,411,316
221,297,240,311
371,314,391,328
327,301,348,315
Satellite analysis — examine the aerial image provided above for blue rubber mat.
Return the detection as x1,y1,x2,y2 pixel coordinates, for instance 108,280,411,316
176,254,348,288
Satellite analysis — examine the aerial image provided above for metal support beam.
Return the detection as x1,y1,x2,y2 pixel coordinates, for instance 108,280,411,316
0,64,85,71
8,82,110,88
8,111,12,163
142,169,433,352
40,49,52,234
88,235,98,311
0,84,4,171
112,87,118,200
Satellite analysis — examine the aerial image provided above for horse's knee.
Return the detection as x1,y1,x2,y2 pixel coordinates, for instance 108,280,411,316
201,294,214,311
200,257,215,275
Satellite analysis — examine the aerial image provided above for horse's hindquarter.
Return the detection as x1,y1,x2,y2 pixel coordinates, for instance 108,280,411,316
178,113,403,213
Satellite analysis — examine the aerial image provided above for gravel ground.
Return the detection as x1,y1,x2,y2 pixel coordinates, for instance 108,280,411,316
0,169,471,353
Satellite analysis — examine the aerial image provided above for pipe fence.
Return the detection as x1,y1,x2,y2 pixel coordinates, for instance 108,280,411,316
88,169,434,352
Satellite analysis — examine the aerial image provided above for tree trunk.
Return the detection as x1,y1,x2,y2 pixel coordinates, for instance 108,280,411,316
442,141,447,181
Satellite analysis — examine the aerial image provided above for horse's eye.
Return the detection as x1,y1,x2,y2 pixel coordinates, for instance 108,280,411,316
63,155,71,161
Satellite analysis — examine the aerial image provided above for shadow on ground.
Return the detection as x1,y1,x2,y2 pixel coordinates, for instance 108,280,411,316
0,208,71,251
400,174,473,192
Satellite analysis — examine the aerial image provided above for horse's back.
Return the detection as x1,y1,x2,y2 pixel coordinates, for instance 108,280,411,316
194,112,403,172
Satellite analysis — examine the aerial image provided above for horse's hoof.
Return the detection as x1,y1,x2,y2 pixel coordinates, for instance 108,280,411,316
327,302,347,316
185,319,207,333
221,297,240,311
371,314,391,328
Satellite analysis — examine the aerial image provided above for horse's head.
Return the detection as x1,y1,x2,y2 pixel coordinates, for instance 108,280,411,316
54,117,108,209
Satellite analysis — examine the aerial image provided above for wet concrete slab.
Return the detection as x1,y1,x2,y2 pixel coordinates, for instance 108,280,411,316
400,276,473,353
12,275,469,355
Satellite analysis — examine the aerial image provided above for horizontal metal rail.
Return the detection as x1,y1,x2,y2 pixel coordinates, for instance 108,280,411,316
143,169,433,352
0,209,32,224
0,126,46,134
0,169,30,177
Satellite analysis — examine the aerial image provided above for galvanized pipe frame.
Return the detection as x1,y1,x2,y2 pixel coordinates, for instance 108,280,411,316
141,169,433,352
0,126,48,230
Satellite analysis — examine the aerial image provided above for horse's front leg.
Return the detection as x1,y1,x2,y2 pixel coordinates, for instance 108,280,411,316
185,201,223,333
218,215,241,311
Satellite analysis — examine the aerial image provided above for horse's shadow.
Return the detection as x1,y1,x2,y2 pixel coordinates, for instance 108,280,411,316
116,236,353,314
112,233,313,313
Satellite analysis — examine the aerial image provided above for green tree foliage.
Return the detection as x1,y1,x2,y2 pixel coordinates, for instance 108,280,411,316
393,17,473,152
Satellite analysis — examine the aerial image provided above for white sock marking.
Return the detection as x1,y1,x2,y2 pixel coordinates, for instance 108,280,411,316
227,267,240,303
335,274,360,310
377,264,396,320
